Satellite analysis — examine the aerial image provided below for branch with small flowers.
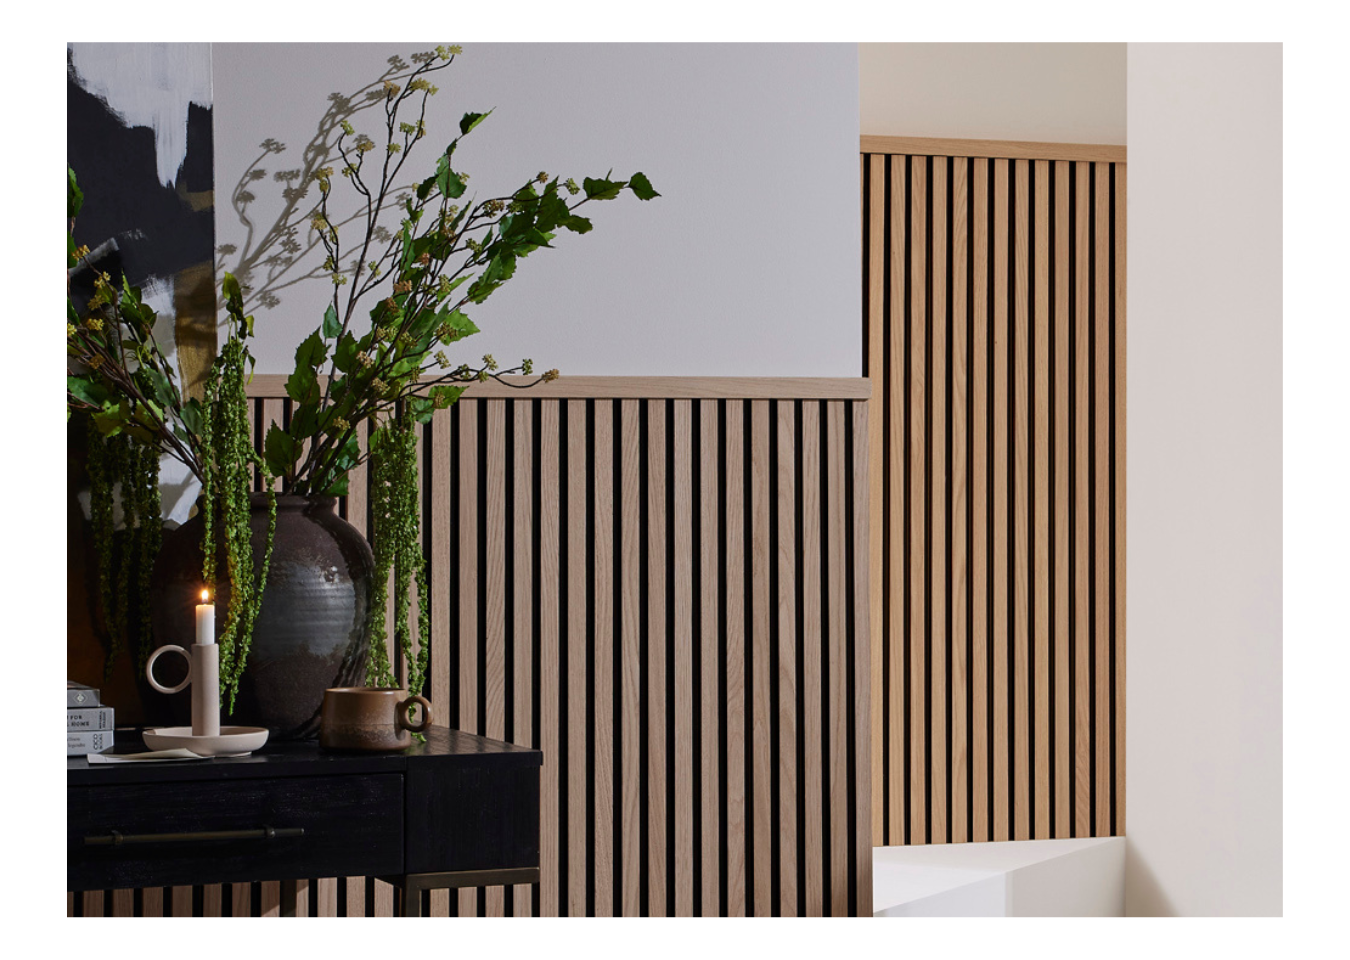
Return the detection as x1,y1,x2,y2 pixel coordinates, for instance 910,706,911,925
255,45,658,501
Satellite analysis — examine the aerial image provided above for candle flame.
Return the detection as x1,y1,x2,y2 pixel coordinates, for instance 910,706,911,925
201,589,210,602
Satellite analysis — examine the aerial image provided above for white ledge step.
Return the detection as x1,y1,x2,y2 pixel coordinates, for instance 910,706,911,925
873,837,1125,916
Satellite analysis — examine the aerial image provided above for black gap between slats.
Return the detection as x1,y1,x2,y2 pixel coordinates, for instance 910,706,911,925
1006,160,1017,843
692,401,704,916
903,152,914,848
880,153,893,846
1109,164,1120,838
1088,166,1099,840
1067,162,1078,839
639,400,651,916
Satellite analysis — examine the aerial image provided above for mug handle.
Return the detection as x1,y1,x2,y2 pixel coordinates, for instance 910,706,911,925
398,694,433,734
145,645,192,694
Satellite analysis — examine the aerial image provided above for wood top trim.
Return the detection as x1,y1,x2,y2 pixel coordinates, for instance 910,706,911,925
245,374,872,401
861,135,1126,165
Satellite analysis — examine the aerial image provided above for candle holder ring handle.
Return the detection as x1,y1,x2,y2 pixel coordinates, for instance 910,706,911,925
145,644,193,695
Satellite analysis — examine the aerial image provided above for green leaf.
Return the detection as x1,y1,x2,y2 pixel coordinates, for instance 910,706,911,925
144,366,177,409
321,473,350,497
67,376,109,407
68,167,84,219
290,401,319,443
334,332,359,373
459,108,493,136
563,215,592,235
180,399,204,436
264,423,301,479
629,171,660,201
322,302,341,339
430,384,466,409
407,395,435,424
222,272,242,306
583,175,627,201
286,330,327,403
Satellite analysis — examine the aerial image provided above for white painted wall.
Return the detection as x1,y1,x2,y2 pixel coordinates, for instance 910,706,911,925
211,43,860,377
860,43,1126,144
1125,43,1282,917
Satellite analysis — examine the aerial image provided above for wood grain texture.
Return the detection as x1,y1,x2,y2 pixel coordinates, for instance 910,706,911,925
950,155,970,846
723,400,747,917
619,399,642,918
749,400,773,917
1013,158,1031,842
566,399,587,916
673,400,694,916
92,380,874,917
970,158,990,845
991,158,1010,843
513,400,536,916
909,155,928,846
1054,160,1073,840
862,145,1124,852
930,156,949,846
826,402,849,915
776,400,799,916
592,400,615,917
1034,160,1053,842
646,400,669,916
800,401,824,915
861,135,1127,165
539,401,561,916
699,400,721,917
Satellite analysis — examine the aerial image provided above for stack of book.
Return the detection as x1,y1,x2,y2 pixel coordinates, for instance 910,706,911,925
68,681,114,756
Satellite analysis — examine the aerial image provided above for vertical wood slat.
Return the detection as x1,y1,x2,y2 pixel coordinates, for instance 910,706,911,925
592,400,615,917
1073,161,1093,839
950,156,970,846
1114,166,1128,837
929,157,949,847
866,154,887,852
723,401,747,917
646,401,668,916
565,399,587,918
971,157,990,845
673,400,694,916
1054,160,1073,841
513,402,535,916
826,402,849,915
991,157,1010,843
458,400,480,918
863,146,1123,853
908,155,928,847
93,379,874,917
800,401,824,915
484,401,507,918
1013,157,1031,842
1034,160,1053,842
540,401,562,917
776,401,799,916
749,400,773,917
700,400,721,917
886,154,907,848
1094,163,1113,839
619,400,642,918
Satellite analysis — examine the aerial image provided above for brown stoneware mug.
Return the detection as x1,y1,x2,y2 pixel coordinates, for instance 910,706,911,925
319,687,432,751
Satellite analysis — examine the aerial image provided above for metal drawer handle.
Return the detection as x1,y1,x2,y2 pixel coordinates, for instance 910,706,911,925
83,825,305,846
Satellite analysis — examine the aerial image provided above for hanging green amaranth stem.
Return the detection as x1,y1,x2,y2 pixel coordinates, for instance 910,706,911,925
201,334,277,712
366,411,428,700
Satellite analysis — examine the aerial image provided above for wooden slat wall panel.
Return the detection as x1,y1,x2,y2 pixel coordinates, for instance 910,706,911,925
88,383,871,916
863,147,1124,847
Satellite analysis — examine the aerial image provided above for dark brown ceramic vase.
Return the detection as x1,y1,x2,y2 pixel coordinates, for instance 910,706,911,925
150,494,373,740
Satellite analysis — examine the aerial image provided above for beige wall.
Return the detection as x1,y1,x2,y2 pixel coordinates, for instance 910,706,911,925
860,43,1126,144
1125,42,1282,917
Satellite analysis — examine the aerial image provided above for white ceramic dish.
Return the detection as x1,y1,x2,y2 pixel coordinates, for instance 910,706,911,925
142,725,269,757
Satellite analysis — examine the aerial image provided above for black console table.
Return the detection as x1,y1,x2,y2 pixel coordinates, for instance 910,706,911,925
67,726,541,917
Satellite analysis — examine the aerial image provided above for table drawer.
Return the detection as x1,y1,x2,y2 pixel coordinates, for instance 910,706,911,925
68,773,404,891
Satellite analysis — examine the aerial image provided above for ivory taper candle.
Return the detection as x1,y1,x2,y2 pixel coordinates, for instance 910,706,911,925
196,590,215,645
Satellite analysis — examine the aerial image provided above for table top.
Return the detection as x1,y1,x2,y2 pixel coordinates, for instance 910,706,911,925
68,725,541,786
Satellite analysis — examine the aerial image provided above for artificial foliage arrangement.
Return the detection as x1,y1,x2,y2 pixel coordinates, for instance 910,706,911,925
222,45,658,689
68,43,658,710
68,169,277,697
